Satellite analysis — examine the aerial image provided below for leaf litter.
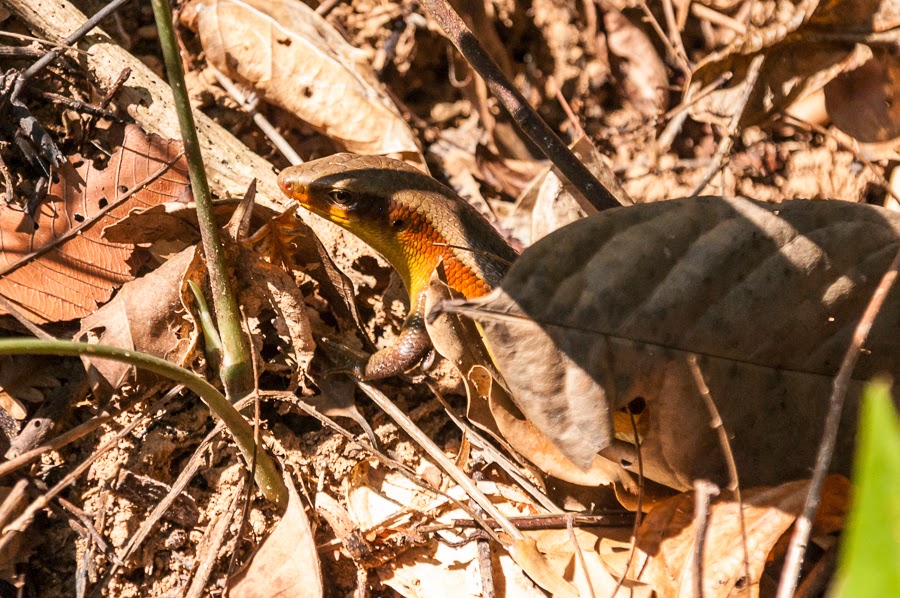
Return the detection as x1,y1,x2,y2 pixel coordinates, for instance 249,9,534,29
1,0,899,596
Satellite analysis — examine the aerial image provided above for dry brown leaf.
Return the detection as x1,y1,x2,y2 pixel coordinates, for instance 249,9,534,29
182,0,422,162
603,7,669,117
448,197,900,490
0,125,189,323
686,0,891,126
227,475,323,598
424,267,627,487
825,46,900,143
509,135,631,246
76,245,198,393
629,480,814,597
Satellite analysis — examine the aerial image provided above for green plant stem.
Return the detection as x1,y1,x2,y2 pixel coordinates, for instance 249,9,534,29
0,339,286,505
150,0,253,400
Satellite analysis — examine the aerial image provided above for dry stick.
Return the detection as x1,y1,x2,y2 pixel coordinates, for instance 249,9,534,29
688,356,751,596
692,3,748,34
0,389,177,558
210,68,303,166
636,1,689,74
354,379,524,541
281,391,507,544
661,0,691,69
418,0,621,213
567,513,596,598
691,480,721,598
151,0,254,399
427,384,563,514
777,246,900,598
9,0,132,102
612,409,645,596
690,53,764,196
56,497,123,566
186,482,242,598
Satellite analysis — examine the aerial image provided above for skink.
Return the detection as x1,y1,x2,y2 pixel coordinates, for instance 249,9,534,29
277,153,518,379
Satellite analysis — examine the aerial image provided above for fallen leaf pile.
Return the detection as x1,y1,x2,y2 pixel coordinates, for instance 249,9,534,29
0,0,897,595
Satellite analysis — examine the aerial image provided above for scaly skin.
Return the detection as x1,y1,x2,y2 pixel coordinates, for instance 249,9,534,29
277,153,518,379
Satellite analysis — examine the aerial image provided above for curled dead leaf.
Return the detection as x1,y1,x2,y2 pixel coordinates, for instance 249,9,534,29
228,474,323,598
183,0,422,162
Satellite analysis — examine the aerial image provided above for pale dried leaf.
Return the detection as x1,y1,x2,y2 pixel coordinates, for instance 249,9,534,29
228,475,323,598
686,0,891,126
509,135,631,246
0,356,60,420
604,7,669,117
450,197,900,490
634,480,807,597
76,245,197,392
0,125,189,323
825,47,900,143
183,0,422,160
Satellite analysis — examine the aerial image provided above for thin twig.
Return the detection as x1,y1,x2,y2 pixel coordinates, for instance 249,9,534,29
354,379,523,542
418,0,621,213
210,68,302,166
690,53,764,196
612,408,644,596
777,246,900,598
10,0,133,103
567,513,596,598
688,356,751,595
691,480,721,598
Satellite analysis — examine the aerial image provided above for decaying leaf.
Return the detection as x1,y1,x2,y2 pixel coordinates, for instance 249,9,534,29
620,477,849,597
824,46,900,144
509,135,631,247
76,246,198,393
424,267,627,487
446,196,900,491
182,0,422,162
603,7,669,118
0,125,190,323
227,475,323,598
686,0,890,127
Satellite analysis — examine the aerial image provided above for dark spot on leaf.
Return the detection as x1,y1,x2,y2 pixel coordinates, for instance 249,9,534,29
277,37,292,46
74,213,85,223
119,185,128,194
98,197,108,208
302,87,313,98
625,396,646,415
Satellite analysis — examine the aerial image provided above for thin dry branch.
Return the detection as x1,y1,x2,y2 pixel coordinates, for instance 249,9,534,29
777,246,900,598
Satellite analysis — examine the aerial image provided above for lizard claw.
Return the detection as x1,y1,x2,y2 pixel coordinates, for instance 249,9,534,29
318,337,369,379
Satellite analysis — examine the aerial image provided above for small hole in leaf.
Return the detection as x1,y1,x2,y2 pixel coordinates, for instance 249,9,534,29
98,197,108,208
626,396,646,415
302,87,313,98
119,185,128,194
277,37,292,46
74,213,85,223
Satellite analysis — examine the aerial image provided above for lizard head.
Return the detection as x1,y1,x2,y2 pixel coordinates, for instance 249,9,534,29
277,153,457,291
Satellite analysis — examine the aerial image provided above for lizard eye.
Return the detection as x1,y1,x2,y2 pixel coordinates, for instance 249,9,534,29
328,190,354,206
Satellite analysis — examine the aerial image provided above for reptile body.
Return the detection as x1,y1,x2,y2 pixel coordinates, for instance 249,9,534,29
278,153,517,379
